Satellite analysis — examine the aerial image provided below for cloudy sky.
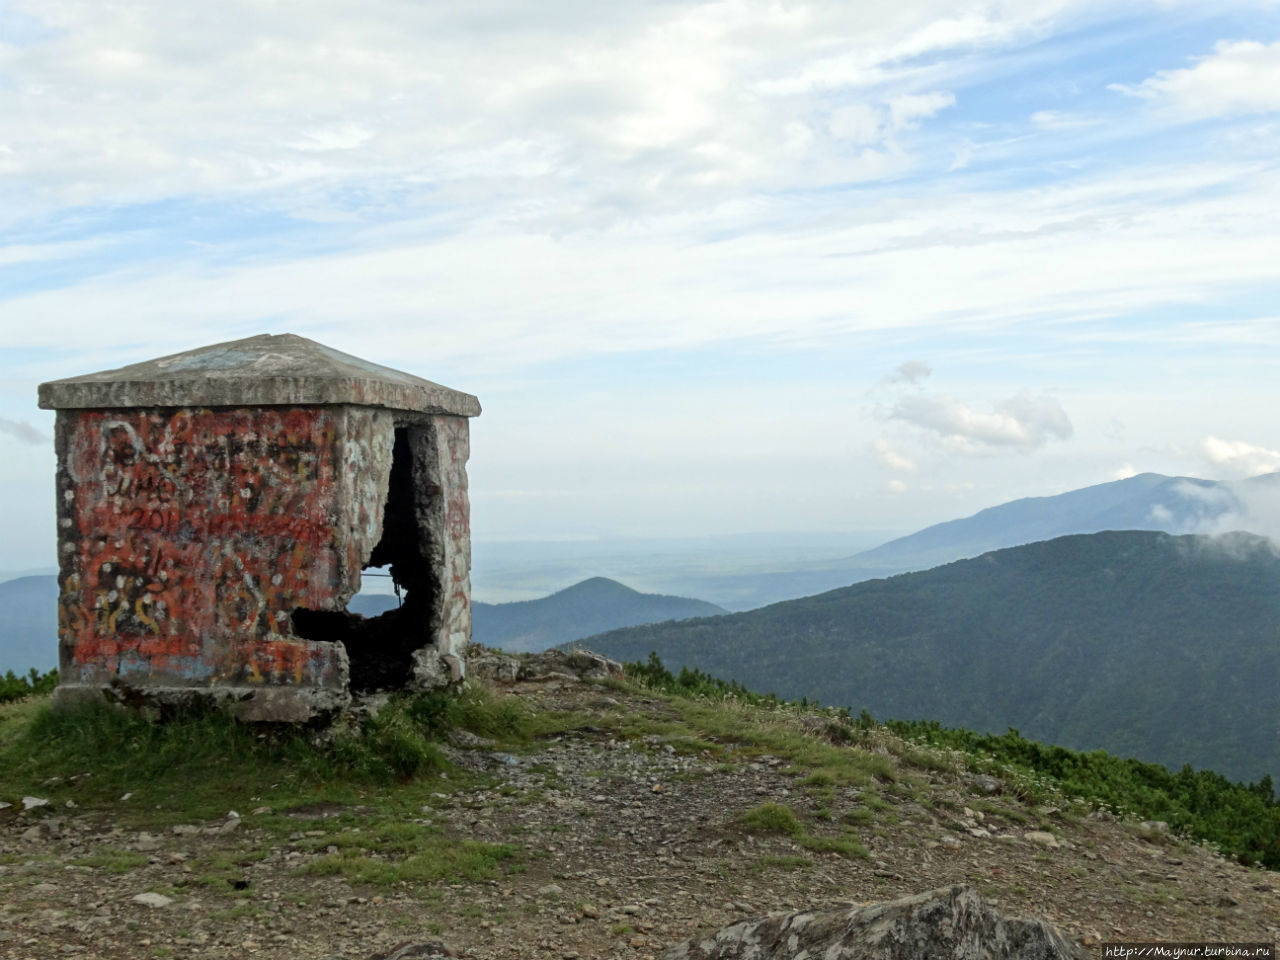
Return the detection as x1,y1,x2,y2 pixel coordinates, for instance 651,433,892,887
3,0,1280,572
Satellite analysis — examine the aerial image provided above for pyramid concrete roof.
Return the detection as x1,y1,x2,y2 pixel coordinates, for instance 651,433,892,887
38,333,480,416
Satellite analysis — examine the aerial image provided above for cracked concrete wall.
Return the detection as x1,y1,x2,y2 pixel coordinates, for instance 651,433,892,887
411,414,472,687
335,406,395,601
51,404,399,719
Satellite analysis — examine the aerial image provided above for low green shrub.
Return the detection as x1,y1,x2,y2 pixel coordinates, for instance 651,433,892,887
890,719,1280,869
0,668,58,704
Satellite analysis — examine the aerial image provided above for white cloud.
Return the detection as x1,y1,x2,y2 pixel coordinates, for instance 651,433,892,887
1029,109,1099,129
0,417,47,444
758,5,1062,95
289,124,374,153
874,439,918,473
1202,435,1280,476
1167,476,1280,543
887,478,909,494
6,155,1280,370
888,91,956,129
1111,39,1280,117
1214,479,1280,543
890,390,1073,454
828,103,884,145
888,360,932,385
1113,463,1138,480
0,0,1078,226
822,90,954,150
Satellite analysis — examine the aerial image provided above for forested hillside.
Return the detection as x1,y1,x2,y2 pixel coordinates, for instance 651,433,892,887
578,530,1280,786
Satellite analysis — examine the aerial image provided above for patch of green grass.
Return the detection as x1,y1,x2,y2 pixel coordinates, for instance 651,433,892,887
970,798,1030,825
862,791,892,813
883,739,962,774
736,802,802,836
0,684,540,830
207,903,265,923
734,802,868,859
801,771,836,788
620,654,905,787
659,698,900,791
298,820,441,855
798,832,870,859
300,836,518,888
842,807,874,826
72,850,149,873
186,849,270,893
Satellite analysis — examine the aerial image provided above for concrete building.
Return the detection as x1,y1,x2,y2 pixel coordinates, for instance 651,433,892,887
37,334,480,721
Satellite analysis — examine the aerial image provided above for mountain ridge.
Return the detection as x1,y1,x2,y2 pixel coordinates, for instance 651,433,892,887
843,472,1252,575
352,575,728,653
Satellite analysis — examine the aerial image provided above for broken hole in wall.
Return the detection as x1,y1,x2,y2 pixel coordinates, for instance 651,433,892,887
291,426,438,693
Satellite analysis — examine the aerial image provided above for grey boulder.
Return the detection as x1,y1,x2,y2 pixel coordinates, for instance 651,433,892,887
660,884,1089,960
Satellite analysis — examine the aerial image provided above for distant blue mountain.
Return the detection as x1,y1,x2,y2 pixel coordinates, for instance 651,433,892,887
845,473,1252,574
0,573,724,674
353,576,727,653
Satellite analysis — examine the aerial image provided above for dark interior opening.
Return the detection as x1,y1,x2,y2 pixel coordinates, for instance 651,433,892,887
291,426,436,693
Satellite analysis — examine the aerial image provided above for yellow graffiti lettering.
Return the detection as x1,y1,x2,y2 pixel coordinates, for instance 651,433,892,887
133,597,160,635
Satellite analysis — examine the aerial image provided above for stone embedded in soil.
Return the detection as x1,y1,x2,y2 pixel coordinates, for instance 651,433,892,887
131,892,173,908
658,884,1090,960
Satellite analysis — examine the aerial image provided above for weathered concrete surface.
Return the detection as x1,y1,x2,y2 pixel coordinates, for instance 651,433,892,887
38,333,481,417
659,884,1090,960
51,405,392,714
42,335,480,719
52,681,350,722
409,415,472,688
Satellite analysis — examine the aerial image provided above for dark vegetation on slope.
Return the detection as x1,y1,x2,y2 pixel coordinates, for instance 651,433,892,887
623,653,1280,870
578,530,1280,787
0,668,57,704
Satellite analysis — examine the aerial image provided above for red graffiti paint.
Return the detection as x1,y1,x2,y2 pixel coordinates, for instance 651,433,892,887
57,408,347,688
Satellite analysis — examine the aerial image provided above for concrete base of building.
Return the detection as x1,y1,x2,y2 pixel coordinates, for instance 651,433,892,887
51,682,352,723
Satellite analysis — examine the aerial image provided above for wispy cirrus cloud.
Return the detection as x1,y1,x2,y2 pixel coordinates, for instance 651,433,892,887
1111,39,1280,117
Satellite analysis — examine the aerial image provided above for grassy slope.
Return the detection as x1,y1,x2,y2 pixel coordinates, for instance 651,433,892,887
2,653,1277,873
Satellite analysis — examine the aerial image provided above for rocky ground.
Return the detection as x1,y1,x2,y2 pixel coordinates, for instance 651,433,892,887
1,664,1278,960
